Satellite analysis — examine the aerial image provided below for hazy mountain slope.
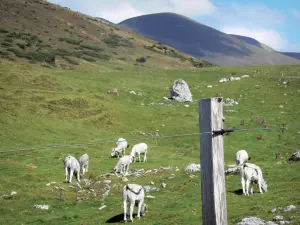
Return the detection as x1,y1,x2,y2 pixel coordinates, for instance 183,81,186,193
230,34,275,52
279,52,300,60
0,0,210,69
118,12,300,66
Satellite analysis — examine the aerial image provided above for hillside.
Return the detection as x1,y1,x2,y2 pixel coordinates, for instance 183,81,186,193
0,59,300,225
118,12,300,66
279,52,300,60
0,0,211,70
230,34,275,52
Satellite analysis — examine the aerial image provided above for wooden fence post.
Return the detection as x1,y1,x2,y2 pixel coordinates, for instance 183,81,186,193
199,97,227,225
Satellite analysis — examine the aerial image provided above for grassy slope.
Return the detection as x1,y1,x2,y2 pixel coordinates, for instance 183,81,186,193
0,59,300,225
0,0,210,70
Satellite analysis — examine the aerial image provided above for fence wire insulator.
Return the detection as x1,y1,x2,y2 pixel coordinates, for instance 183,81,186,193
213,129,235,135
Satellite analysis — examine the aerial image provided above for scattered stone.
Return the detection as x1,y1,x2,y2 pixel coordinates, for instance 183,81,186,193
107,88,119,96
185,163,201,173
46,183,51,186
137,92,143,96
206,85,213,88
282,81,287,85
145,170,152,174
225,110,237,113
283,205,297,212
151,187,160,192
184,104,190,107
270,208,277,213
99,205,107,210
279,105,284,108
103,180,112,184
236,217,277,225
143,185,152,192
145,195,155,199
148,181,154,185
168,174,176,179
163,97,170,101
83,179,92,186
273,215,283,221
34,205,49,210
129,90,136,95
289,151,300,161
223,98,239,106
241,75,250,78
170,79,193,102
162,183,166,188
219,78,229,83
189,174,196,178
10,191,17,195
122,177,129,182
160,166,171,170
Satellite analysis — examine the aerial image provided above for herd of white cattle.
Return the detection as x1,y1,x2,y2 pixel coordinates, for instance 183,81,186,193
62,138,267,222
63,138,148,222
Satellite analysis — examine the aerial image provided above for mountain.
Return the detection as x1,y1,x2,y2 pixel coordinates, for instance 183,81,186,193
230,34,274,52
118,12,300,66
0,0,211,69
279,52,300,60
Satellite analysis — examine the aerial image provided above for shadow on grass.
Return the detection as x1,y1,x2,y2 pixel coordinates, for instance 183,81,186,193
106,213,138,223
231,189,244,195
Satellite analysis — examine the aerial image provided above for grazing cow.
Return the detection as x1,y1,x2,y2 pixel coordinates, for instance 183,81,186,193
114,155,132,177
63,155,81,183
236,149,251,165
111,138,129,158
130,143,148,163
79,153,89,175
240,162,268,195
123,184,147,222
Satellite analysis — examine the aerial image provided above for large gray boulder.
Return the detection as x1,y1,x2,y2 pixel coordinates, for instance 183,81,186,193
170,79,193,102
289,150,300,161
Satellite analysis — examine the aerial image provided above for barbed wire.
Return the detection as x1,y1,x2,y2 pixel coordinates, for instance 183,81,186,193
0,125,299,154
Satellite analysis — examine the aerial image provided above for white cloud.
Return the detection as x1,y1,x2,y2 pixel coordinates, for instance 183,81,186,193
221,26,286,50
292,9,300,19
49,0,216,23
211,3,285,27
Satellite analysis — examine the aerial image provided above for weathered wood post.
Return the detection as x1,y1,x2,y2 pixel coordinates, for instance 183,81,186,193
199,97,227,225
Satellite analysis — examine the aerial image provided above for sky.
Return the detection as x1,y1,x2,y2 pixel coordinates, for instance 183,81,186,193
48,0,300,52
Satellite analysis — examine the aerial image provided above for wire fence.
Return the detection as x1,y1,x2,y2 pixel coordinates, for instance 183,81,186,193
1,125,299,154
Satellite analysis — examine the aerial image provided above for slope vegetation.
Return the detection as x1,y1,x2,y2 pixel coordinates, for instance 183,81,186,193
0,0,211,70
118,12,300,66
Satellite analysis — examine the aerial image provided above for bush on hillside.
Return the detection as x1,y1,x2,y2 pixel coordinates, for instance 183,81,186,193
136,56,146,63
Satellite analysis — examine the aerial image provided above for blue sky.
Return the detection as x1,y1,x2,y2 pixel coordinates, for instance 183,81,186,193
48,0,300,52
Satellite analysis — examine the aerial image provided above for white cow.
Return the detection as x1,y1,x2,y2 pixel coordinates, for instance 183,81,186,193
111,138,129,158
123,184,147,222
240,162,268,195
114,155,132,177
79,153,89,175
63,155,81,183
130,143,148,163
236,150,251,165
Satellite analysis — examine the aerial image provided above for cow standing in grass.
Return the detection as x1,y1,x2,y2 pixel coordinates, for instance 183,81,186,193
63,155,81,183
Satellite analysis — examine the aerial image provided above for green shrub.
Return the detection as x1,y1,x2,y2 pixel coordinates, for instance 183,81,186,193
7,48,55,64
16,43,25,49
4,37,13,43
62,56,79,65
103,34,131,48
53,48,72,57
136,56,146,63
82,56,96,62
1,42,13,47
59,37,82,45
82,50,110,60
0,28,9,33
79,44,103,51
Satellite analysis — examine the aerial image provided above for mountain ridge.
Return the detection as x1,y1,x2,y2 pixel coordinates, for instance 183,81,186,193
118,12,300,66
